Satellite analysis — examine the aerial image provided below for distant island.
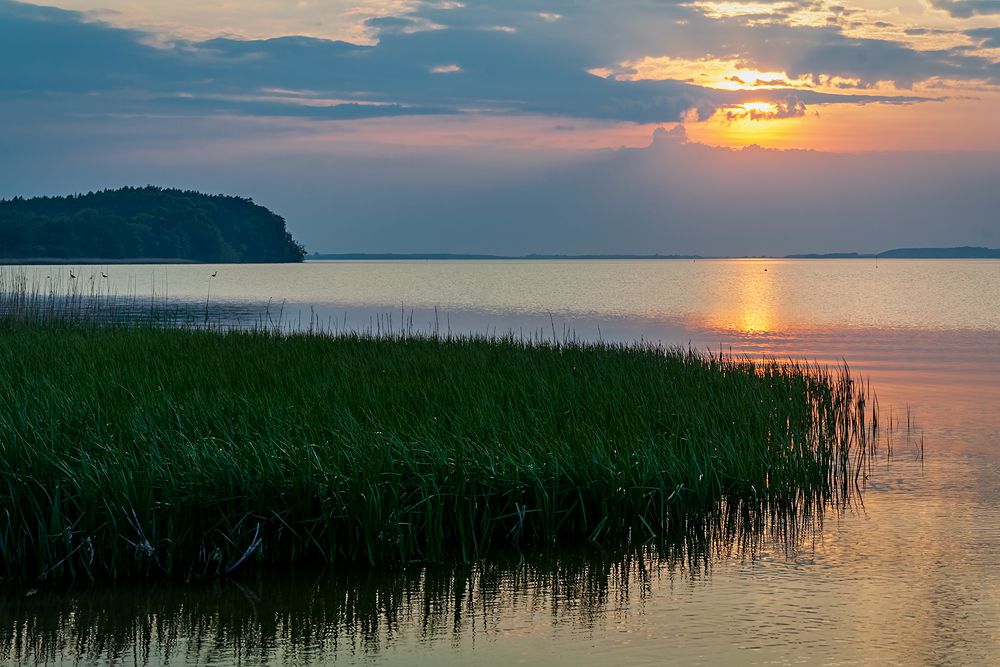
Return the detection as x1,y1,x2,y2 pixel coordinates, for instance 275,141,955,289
309,247,1000,261
786,247,1000,259
0,187,306,263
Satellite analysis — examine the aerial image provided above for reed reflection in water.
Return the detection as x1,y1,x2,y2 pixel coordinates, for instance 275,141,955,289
1,494,833,666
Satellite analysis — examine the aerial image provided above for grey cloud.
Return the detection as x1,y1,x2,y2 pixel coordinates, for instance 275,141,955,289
400,1,1000,91
904,28,956,36
1,0,932,127
155,98,451,120
967,27,1000,48
0,1,193,93
715,23,999,89
362,16,424,34
0,0,1000,140
930,1,1000,18
651,124,687,144
828,6,860,16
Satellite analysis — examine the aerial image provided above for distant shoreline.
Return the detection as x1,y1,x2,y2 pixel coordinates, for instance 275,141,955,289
308,247,1000,261
3,246,997,265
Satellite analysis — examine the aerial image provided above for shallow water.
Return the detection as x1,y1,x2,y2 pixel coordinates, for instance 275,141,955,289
17,258,1000,330
4,259,1000,665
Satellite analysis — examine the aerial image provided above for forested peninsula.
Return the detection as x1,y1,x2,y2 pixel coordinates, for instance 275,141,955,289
0,187,306,263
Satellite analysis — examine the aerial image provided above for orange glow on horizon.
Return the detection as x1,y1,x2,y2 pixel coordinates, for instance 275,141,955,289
584,50,1000,153
684,94,1000,152
688,102,803,146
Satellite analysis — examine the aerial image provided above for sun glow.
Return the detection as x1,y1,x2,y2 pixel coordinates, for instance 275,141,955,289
589,55,919,98
686,102,813,147
714,69,792,90
722,101,806,123
739,102,777,115
596,56,803,92
684,1,796,19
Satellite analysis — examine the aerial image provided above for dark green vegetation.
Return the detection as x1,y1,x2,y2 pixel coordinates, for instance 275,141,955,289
0,186,306,263
0,281,877,584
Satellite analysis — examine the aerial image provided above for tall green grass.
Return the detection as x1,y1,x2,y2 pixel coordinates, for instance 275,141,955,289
0,275,878,583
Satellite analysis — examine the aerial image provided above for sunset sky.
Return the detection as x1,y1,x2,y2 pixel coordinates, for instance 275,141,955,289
2,0,999,255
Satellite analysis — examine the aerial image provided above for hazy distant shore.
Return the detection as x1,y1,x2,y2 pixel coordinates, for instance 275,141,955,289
4,246,996,265
308,246,1000,261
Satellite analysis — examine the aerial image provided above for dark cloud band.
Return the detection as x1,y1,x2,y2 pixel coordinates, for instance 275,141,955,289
0,0,955,125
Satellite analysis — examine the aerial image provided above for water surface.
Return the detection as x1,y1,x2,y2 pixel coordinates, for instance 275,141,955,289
5,259,999,665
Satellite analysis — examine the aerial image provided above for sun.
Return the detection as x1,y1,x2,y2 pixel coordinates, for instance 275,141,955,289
739,102,778,117
685,100,811,148
722,102,783,123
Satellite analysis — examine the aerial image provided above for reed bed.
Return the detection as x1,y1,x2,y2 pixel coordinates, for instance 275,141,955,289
0,274,878,582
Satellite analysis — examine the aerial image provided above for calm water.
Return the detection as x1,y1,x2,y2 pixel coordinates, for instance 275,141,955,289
4,259,1000,665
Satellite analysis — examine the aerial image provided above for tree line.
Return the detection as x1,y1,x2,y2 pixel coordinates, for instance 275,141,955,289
0,186,306,262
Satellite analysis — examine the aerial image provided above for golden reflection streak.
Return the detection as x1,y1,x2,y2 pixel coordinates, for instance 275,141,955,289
703,260,780,335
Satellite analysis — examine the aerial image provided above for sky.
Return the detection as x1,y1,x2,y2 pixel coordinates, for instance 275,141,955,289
2,0,999,255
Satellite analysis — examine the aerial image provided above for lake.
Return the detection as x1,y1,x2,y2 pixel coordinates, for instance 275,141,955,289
4,259,999,665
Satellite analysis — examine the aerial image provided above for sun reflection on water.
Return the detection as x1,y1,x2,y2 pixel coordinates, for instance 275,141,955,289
702,260,780,335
